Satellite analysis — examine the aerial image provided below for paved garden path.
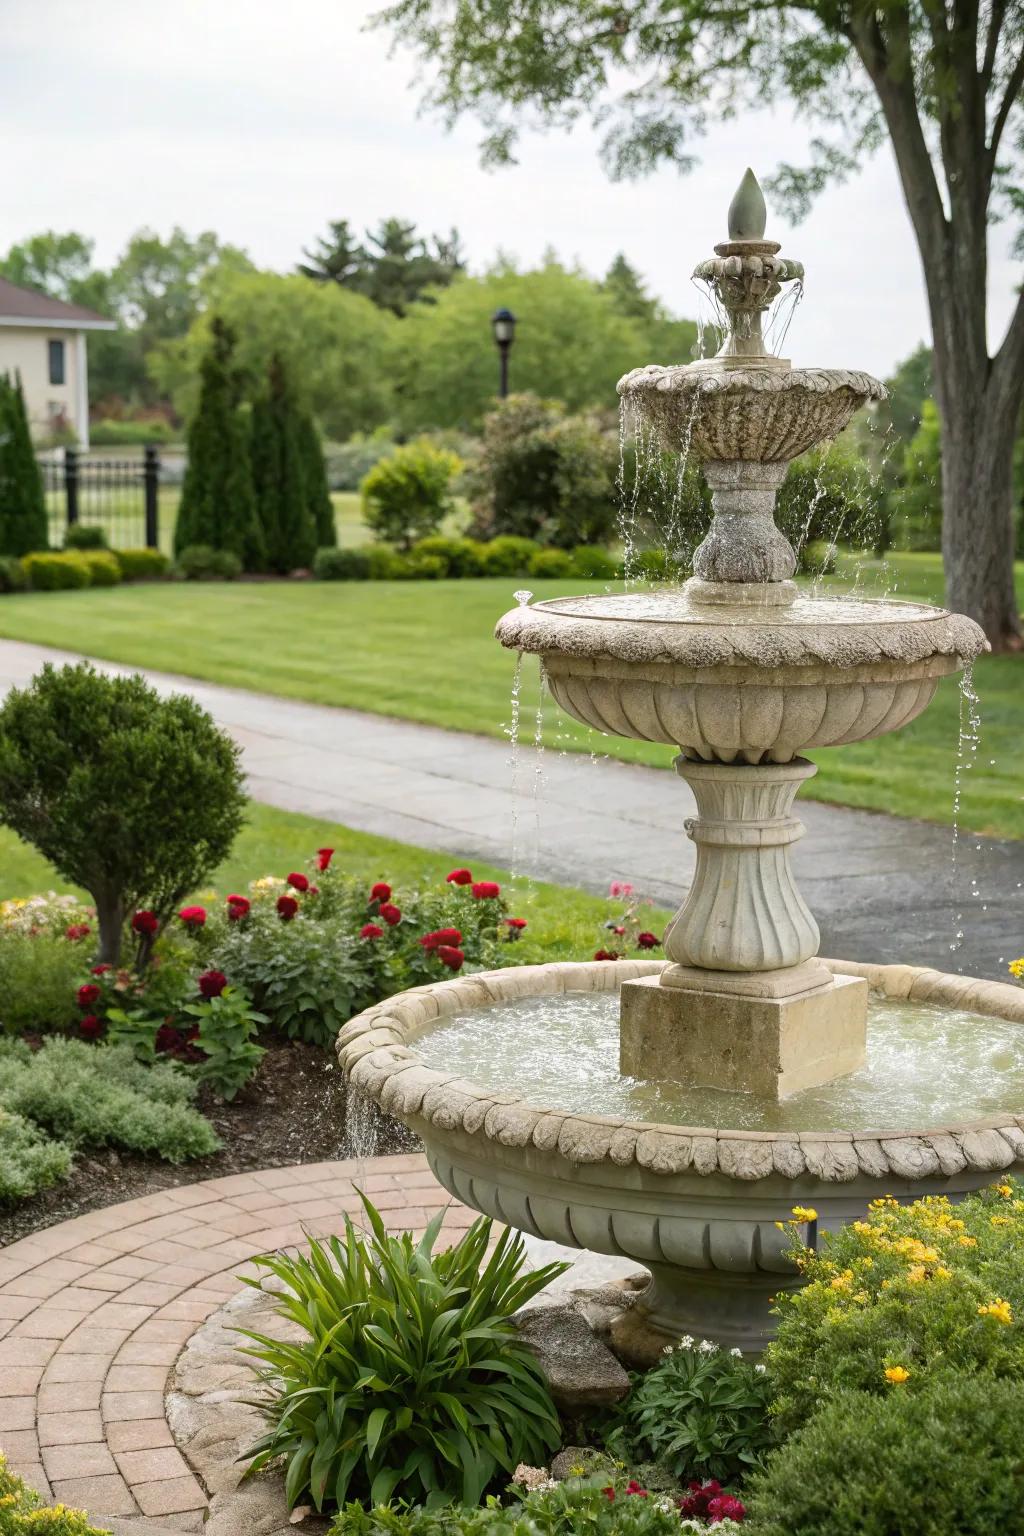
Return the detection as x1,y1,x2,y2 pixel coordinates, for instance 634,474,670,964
0,1153,464,1531
1,638,1021,979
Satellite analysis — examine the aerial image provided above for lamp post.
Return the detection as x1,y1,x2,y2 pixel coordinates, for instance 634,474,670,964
491,307,516,398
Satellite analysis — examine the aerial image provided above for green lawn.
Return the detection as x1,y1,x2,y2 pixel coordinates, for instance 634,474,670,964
0,801,659,963
0,551,1020,838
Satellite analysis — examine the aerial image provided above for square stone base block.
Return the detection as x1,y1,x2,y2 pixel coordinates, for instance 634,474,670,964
619,972,868,1099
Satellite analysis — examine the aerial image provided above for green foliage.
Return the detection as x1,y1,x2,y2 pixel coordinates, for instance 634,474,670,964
174,317,264,567
744,1377,1024,1536
315,547,371,581
182,987,267,1100
75,550,122,587
301,216,464,316
409,535,484,577
20,552,91,591
0,556,27,594
766,1185,1024,1435
328,432,398,491
475,535,539,575
775,440,876,563
528,548,574,578
0,932,82,1034
300,413,337,548
113,547,170,581
894,398,942,551
64,524,108,550
468,394,617,549
0,1037,219,1163
0,1451,112,1536
0,1107,70,1201
604,1339,775,1485
0,662,245,964
89,418,176,446
570,545,620,580
361,440,462,550
241,1197,566,1510
0,374,47,557
330,1479,691,1536
175,544,242,580
251,355,317,572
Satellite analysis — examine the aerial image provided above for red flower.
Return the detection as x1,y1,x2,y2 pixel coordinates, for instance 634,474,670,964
601,1488,615,1503
226,894,250,920
625,1483,648,1498
91,963,112,975
65,923,90,942
505,917,527,930
679,1482,724,1520
287,872,309,892
276,894,299,921
78,1015,102,1040
637,931,660,949
471,881,501,900
316,848,334,872
446,868,473,885
707,1494,746,1524
419,927,463,950
179,905,207,929
360,923,384,940
437,945,465,971
131,910,158,936
593,949,621,962
155,1023,182,1054
370,882,392,902
379,903,402,926
198,969,227,999
76,983,101,1009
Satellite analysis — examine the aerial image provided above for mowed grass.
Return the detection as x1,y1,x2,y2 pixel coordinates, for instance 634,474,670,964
0,551,1020,838
0,800,659,963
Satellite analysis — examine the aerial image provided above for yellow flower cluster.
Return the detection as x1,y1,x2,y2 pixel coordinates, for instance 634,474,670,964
978,1298,1013,1325
791,1206,818,1223
884,1365,910,1384
1009,957,1024,979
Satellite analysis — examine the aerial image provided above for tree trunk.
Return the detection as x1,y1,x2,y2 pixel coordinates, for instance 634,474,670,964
94,892,124,967
940,399,1022,649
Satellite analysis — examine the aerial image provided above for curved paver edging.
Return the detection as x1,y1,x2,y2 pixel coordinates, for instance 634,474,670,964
337,959,1024,1184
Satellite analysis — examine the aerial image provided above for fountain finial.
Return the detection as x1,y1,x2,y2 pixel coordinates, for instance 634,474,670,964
728,168,767,241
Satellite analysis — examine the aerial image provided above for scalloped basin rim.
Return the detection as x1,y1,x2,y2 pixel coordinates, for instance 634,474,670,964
336,959,1024,1185
617,364,888,401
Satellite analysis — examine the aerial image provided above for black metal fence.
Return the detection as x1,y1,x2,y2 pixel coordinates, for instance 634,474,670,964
39,446,161,550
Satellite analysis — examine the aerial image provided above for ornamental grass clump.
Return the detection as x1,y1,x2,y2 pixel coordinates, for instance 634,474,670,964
241,1196,567,1511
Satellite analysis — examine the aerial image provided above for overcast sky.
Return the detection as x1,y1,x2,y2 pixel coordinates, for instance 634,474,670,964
3,0,1020,379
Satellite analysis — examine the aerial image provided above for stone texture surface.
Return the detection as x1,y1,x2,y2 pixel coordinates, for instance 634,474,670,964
513,1303,630,1410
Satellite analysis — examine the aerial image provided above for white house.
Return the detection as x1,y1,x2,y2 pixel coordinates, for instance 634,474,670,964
0,277,115,449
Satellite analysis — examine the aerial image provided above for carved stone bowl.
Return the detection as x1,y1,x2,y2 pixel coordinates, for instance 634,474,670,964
337,958,1024,1351
617,365,887,461
496,593,987,764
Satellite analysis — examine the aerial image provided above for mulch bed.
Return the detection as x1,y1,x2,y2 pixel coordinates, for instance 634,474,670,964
0,1036,416,1248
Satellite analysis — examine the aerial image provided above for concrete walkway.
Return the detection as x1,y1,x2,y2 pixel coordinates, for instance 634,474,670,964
1,639,1020,980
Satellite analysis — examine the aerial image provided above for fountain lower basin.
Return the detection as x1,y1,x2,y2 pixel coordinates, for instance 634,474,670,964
338,958,1024,1350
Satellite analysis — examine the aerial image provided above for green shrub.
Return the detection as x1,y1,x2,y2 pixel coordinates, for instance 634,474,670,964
0,1108,70,1200
403,550,445,580
328,431,396,492
76,549,122,587
409,535,484,577
527,548,574,579
89,418,175,446
176,543,243,580
776,441,872,560
0,662,245,964
241,1197,566,1509
0,932,82,1034
64,524,108,550
745,1377,1024,1536
330,1478,695,1536
0,556,27,594
182,986,267,1101
571,545,620,580
315,546,372,581
0,375,47,558
365,545,411,580
0,1452,112,1536
21,551,91,591
361,440,462,550
0,1037,219,1162
767,1184,1024,1434
604,1337,775,1485
477,535,539,576
114,547,170,581
799,538,837,575
630,549,672,581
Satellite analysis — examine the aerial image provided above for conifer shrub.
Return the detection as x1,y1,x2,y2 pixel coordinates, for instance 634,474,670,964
0,556,27,593
251,355,317,573
300,411,337,548
0,375,47,558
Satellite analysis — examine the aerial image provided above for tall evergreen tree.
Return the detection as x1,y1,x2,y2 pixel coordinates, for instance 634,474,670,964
298,217,464,315
0,373,48,556
251,356,316,573
297,412,335,548
174,318,263,568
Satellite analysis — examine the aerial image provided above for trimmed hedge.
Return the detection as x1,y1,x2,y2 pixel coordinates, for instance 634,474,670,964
114,547,170,581
21,552,92,591
315,535,627,583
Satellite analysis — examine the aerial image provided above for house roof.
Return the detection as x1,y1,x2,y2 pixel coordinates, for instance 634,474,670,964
0,276,116,331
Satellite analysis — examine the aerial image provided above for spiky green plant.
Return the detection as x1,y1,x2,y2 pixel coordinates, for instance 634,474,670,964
240,1195,567,1511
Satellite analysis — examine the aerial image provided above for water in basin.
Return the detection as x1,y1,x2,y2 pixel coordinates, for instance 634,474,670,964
535,591,944,628
410,990,1023,1133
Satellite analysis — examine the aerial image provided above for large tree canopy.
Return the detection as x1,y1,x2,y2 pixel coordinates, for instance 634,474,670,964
377,0,1024,647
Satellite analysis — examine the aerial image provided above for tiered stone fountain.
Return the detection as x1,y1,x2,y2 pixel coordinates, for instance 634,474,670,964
339,174,1024,1350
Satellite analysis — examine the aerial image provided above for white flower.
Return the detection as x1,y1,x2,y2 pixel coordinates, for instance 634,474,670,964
729,1347,743,1357
755,1362,767,1374
697,1338,719,1354
677,1333,695,1349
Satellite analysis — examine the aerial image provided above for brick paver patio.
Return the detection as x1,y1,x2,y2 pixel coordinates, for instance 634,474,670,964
0,1155,468,1529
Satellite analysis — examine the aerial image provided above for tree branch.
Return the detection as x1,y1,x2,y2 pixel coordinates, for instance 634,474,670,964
988,45,1024,161
980,0,1006,84
991,283,1024,422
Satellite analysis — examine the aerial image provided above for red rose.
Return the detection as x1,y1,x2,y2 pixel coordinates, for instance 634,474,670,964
226,894,250,921
276,894,299,921
446,868,473,885
65,923,90,942
78,1015,102,1040
287,872,310,892
370,882,392,902
360,923,384,940
76,983,101,1008
309,885,319,896
505,917,527,930
316,848,335,871
179,905,207,929
155,1023,182,1054
637,931,660,949
91,963,112,975
131,910,158,936
198,969,227,999
625,1483,648,1498
601,1489,615,1503
679,1482,723,1520
707,1494,746,1524
471,881,501,899
379,903,402,926
593,949,620,962
437,945,465,971
419,927,463,950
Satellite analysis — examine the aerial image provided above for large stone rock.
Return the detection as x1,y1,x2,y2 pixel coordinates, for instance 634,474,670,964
513,1302,630,1410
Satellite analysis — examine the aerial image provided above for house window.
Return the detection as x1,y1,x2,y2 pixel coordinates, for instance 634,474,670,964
48,339,65,386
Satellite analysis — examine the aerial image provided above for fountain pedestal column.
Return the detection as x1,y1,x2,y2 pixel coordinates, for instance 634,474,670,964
619,756,867,1098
